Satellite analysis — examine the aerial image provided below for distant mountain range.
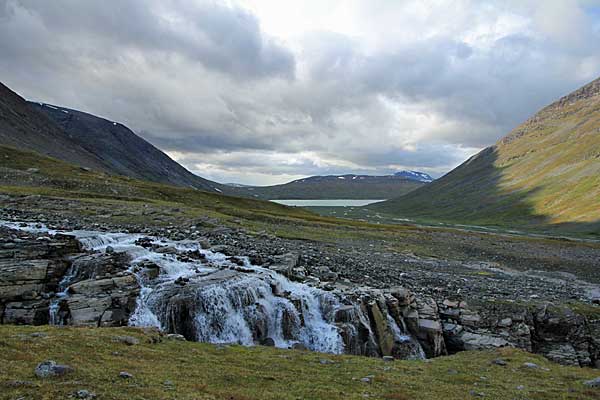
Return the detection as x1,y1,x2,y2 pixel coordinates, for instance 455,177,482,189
230,173,429,200
370,77,600,234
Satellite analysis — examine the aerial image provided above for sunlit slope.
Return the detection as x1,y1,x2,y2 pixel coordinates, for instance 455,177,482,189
370,77,600,233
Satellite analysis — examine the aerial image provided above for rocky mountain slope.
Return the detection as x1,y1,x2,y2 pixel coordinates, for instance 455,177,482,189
30,101,226,192
0,83,108,173
370,77,600,234
233,174,426,200
0,81,226,193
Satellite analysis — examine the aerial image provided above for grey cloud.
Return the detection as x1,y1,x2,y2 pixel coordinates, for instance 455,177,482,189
0,0,599,185
6,0,294,79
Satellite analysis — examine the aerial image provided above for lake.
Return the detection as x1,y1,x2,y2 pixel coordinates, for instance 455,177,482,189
270,199,385,207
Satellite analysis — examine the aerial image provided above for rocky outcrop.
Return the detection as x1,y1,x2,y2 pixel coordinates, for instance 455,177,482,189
438,299,600,367
0,226,139,327
0,227,80,324
1,223,598,367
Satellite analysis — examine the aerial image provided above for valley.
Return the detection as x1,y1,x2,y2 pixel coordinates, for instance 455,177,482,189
1,39,600,399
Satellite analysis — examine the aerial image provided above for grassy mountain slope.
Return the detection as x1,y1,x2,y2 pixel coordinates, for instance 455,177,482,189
0,145,316,225
233,174,425,200
2,325,599,400
30,101,226,193
370,77,600,234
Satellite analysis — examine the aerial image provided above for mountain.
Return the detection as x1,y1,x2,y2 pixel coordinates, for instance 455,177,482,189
0,82,109,172
369,77,600,234
394,170,433,182
28,101,225,193
235,174,427,200
0,81,227,193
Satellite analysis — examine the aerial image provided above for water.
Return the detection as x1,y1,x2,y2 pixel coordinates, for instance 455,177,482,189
271,199,385,207
2,220,425,359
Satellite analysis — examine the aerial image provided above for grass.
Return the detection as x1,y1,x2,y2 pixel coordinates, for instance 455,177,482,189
1,325,599,400
2,144,600,284
369,86,600,236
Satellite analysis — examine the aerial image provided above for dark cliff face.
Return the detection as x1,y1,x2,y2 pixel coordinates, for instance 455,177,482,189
29,102,224,193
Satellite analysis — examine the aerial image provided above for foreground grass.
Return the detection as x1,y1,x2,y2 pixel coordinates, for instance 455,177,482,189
1,325,599,400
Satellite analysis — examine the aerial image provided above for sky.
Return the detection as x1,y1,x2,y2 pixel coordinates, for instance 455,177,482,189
1,0,599,185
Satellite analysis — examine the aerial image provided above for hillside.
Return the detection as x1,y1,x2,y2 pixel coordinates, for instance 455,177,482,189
369,77,600,235
0,83,109,173
234,174,426,200
0,81,226,193
30,101,226,193
2,325,599,400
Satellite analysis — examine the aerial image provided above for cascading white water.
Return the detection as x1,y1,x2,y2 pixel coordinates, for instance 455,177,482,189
2,221,425,359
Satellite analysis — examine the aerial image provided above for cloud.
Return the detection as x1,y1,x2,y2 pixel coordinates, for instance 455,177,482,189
0,0,599,185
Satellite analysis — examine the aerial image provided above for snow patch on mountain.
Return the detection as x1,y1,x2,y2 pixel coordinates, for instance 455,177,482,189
393,170,433,183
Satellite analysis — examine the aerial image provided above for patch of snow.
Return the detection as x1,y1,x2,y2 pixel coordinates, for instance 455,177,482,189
337,176,345,180
112,122,117,126
43,104,59,110
214,187,222,193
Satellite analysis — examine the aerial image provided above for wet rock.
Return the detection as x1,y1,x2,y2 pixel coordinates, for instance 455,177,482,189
155,245,177,255
119,371,133,379
260,337,275,347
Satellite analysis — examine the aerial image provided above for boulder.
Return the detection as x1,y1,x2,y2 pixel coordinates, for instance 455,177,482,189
35,360,74,378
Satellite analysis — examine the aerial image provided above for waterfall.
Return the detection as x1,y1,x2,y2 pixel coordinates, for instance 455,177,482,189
2,221,425,359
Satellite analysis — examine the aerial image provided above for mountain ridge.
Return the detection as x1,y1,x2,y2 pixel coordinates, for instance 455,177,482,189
29,101,225,193
234,173,427,200
369,77,600,234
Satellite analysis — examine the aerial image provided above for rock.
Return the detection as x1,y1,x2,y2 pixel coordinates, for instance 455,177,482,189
292,343,307,351
583,377,600,388
260,337,275,347
319,358,335,365
119,371,133,379
105,246,114,254
442,299,459,308
166,333,186,341
155,246,177,254
34,360,74,378
523,362,539,369
451,332,511,351
112,335,140,346
268,253,299,279
74,389,96,399
390,287,413,306
360,376,373,383
367,300,395,356
382,356,394,362
491,358,507,366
